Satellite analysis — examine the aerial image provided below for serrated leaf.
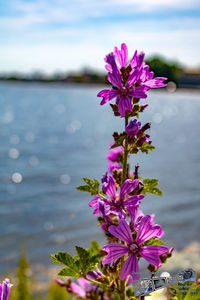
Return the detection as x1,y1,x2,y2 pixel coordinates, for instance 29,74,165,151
58,267,80,278
142,178,163,197
93,178,100,190
76,178,100,195
140,142,155,153
143,237,165,246
88,241,101,256
51,251,81,277
76,185,91,192
143,179,159,186
83,177,93,185
75,244,100,275
75,246,90,275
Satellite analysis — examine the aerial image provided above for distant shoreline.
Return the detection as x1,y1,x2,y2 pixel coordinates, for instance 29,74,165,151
0,79,200,90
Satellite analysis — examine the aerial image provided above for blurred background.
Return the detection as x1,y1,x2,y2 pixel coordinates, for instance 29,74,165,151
0,0,200,298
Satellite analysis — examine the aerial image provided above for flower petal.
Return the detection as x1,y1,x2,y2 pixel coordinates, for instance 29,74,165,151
107,161,121,173
119,179,139,200
123,195,144,206
126,69,138,88
88,195,100,208
108,71,123,89
139,245,169,267
104,52,118,72
144,77,167,88
97,89,119,105
71,282,85,297
136,215,163,245
102,243,129,265
102,176,116,200
77,278,93,292
114,43,128,67
129,50,137,68
118,96,132,117
108,219,133,244
128,86,149,99
87,270,102,281
120,253,140,281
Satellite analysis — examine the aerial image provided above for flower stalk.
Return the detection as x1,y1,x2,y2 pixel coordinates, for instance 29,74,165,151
53,43,172,300
121,113,129,184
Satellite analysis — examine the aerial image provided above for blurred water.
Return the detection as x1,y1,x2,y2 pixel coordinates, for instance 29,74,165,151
0,82,200,274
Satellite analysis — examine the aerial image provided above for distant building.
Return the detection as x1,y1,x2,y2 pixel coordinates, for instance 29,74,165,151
178,68,200,88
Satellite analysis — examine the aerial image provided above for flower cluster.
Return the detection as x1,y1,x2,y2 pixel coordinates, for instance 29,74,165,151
54,43,172,300
97,43,167,117
56,274,113,300
89,44,171,289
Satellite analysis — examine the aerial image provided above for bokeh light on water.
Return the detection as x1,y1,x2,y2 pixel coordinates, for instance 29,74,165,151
0,82,200,274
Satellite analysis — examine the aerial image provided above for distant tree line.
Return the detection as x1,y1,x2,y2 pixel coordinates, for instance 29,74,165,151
0,56,199,88
145,56,182,83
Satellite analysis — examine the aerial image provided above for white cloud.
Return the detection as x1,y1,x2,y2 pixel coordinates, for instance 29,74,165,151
0,0,200,72
113,0,200,11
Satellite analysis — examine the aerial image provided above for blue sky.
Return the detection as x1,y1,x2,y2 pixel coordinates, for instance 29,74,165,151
0,0,200,73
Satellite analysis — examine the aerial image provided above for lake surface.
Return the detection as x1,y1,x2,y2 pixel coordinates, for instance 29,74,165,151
0,82,200,274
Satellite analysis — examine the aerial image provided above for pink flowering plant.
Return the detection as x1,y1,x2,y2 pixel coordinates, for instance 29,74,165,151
0,278,12,300
52,43,173,299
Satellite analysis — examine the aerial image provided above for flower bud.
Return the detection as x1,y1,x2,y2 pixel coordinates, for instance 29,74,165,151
126,119,141,139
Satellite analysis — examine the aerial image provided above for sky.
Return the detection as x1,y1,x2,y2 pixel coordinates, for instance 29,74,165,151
0,0,200,74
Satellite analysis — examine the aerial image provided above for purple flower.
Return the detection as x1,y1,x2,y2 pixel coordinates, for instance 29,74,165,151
98,43,167,117
0,279,13,300
106,144,123,162
107,161,121,173
102,217,169,281
114,43,128,68
101,172,108,184
138,135,152,145
71,278,94,297
97,86,147,117
89,195,102,215
127,207,164,239
98,200,112,225
126,119,141,138
89,176,144,217
86,270,102,281
56,279,68,287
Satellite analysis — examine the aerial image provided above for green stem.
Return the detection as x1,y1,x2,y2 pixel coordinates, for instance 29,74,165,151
122,113,129,184
120,279,126,300
85,277,119,292
119,113,129,300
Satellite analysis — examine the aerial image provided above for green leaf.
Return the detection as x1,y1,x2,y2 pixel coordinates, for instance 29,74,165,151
143,179,159,186
110,134,126,149
143,237,165,246
51,251,81,277
88,240,101,256
58,267,80,278
142,178,163,197
76,177,100,195
75,246,91,275
140,142,155,153
83,177,94,185
76,185,91,192
75,244,101,275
